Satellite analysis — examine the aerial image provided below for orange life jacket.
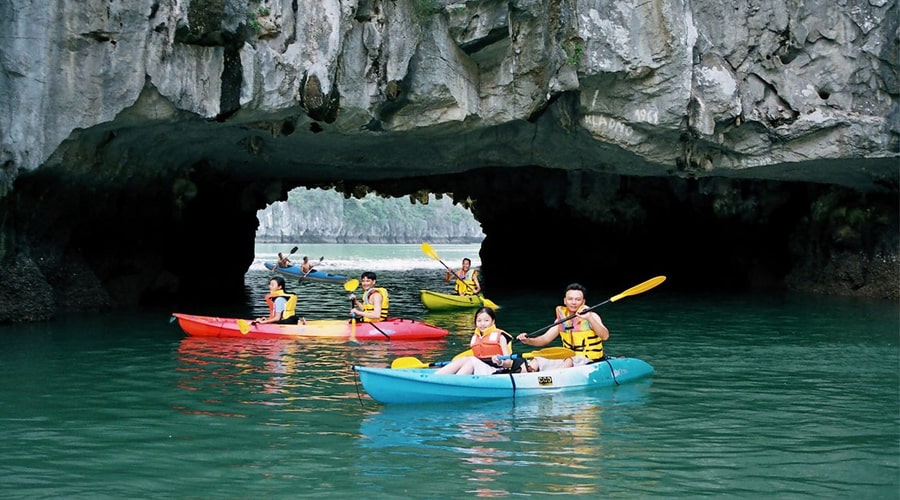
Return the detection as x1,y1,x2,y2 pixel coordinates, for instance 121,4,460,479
470,325,511,357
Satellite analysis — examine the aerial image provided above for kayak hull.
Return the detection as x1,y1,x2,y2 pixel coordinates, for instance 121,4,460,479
352,357,654,404
263,262,348,284
419,289,486,311
172,313,449,341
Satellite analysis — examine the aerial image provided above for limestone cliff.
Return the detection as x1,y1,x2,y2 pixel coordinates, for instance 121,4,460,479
256,189,485,242
0,0,896,322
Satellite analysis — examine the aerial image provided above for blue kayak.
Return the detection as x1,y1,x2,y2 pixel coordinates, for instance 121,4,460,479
352,356,654,404
264,262,348,284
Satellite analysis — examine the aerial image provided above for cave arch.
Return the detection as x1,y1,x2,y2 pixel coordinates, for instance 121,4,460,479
2,158,897,323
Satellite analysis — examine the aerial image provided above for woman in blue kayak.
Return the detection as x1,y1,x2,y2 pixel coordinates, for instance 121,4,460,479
436,307,512,374
436,307,571,374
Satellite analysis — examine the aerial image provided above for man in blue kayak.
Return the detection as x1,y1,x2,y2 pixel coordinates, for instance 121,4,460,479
300,256,313,275
516,283,609,366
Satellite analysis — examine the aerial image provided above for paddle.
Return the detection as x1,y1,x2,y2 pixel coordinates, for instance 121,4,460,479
389,357,451,369
420,242,499,309
390,347,576,369
237,318,253,335
344,278,390,340
522,275,667,338
496,346,576,360
451,275,667,359
344,279,359,342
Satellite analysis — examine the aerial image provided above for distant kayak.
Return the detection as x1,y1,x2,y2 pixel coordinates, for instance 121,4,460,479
352,357,654,404
172,313,449,341
419,289,498,311
264,262,348,284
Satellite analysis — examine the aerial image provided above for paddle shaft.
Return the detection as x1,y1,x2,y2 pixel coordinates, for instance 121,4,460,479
440,260,480,295
522,276,666,338
522,299,610,338
271,246,300,272
497,347,575,360
391,356,452,369
349,291,390,340
392,347,573,370
422,243,480,295
301,256,325,279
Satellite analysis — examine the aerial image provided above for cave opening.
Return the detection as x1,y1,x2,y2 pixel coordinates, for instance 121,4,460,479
253,187,485,246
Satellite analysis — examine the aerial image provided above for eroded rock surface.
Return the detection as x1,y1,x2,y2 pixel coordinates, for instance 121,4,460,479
0,0,896,321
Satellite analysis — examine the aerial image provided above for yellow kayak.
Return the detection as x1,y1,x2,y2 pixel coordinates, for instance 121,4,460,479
419,290,498,311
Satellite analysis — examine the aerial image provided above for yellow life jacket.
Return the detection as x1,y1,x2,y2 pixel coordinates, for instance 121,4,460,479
455,269,478,296
555,306,604,360
470,325,512,357
265,290,297,321
362,287,389,322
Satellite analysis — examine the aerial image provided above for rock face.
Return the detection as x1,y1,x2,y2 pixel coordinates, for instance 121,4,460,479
0,0,897,322
255,189,485,243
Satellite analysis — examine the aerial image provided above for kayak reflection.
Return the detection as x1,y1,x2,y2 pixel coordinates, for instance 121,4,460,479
357,380,651,449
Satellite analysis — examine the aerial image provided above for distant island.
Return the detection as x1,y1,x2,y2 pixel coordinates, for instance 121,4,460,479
256,188,485,244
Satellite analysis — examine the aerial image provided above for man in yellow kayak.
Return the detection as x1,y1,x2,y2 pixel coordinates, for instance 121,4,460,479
444,257,481,295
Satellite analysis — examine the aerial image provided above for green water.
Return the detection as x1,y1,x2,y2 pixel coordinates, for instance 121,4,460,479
1,244,897,498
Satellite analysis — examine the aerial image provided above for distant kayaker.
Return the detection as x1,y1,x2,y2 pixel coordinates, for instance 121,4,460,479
349,271,389,322
256,276,304,324
277,252,292,268
516,283,609,367
300,256,313,275
436,307,513,375
444,257,481,296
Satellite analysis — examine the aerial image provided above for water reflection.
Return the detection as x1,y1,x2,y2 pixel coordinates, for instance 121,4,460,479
356,382,652,495
174,337,453,414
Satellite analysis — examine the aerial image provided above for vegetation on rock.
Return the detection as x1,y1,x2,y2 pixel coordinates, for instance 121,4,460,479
256,188,484,243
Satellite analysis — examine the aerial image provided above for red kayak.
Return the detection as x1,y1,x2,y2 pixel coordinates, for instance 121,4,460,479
171,313,449,341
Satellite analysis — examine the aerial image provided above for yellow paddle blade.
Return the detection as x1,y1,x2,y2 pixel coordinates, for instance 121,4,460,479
391,356,430,369
452,349,474,360
610,275,666,302
237,319,251,335
522,347,577,359
345,279,360,342
481,297,500,310
420,242,439,261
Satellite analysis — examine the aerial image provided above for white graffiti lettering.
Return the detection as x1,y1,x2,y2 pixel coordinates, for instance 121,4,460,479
633,108,659,124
